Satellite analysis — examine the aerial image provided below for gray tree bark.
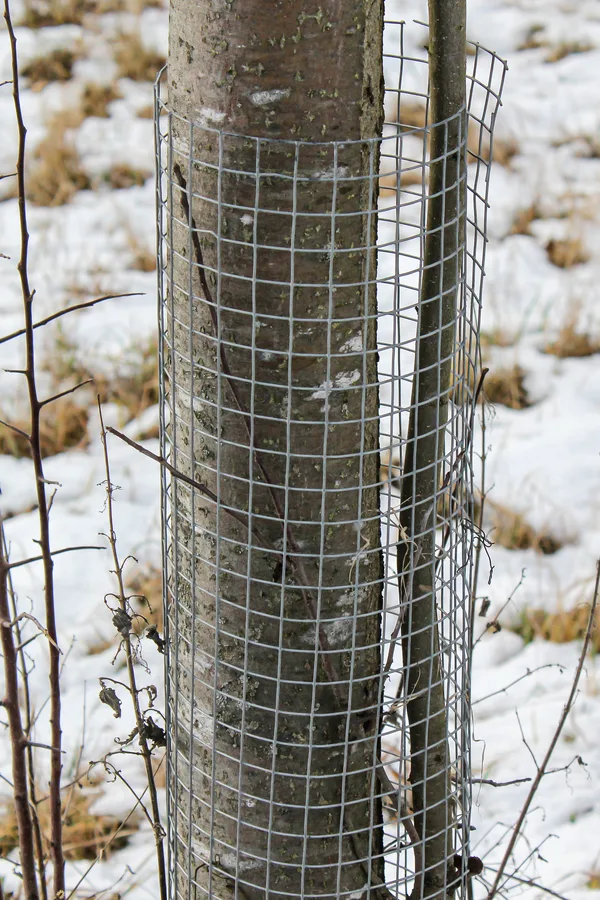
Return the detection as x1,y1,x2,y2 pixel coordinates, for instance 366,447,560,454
165,3,387,899
397,2,467,899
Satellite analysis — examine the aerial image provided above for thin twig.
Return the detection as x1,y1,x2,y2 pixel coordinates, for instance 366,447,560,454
473,569,526,649
483,867,572,900
39,380,93,407
471,777,531,788
0,529,40,900
7,545,104,570
2,526,47,900
0,293,142,346
486,559,600,899
4,0,64,893
473,663,563,706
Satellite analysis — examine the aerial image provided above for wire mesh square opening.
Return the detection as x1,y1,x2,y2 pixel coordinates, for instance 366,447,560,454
156,21,506,900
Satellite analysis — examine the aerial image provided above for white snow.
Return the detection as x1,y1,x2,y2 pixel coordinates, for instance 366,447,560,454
0,1,599,898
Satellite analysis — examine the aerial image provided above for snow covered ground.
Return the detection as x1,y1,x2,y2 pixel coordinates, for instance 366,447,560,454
0,0,599,897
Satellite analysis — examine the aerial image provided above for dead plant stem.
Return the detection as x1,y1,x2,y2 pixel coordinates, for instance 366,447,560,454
98,402,167,900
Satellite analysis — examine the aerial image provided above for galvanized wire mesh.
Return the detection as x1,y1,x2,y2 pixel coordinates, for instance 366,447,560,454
156,21,505,900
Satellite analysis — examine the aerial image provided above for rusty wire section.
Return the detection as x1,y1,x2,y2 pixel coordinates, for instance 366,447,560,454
156,22,505,900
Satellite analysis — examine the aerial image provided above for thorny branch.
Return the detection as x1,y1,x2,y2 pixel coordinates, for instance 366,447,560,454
4,0,64,893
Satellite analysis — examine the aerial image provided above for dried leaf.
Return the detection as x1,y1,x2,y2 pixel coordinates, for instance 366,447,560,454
99,685,122,718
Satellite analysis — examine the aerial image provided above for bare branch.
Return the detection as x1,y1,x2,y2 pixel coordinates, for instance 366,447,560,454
486,559,600,899
473,663,564,706
471,776,532,788
39,380,94,408
7,545,104,570
0,417,29,441
7,612,62,653
0,293,143,347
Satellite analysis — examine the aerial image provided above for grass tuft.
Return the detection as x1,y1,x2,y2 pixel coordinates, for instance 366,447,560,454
105,163,152,190
543,311,600,359
483,365,530,410
0,398,89,458
0,785,139,862
114,31,166,82
545,41,594,63
47,331,158,424
21,48,78,91
81,82,122,118
136,103,155,119
546,236,589,269
512,603,599,651
27,113,91,207
20,0,89,26
510,203,541,236
486,499,563,555
127,230,156,272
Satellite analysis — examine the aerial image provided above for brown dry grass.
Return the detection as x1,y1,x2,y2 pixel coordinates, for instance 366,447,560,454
517,24,545,51
480,329,514,349
136,103,155,119
105,163,151,190
97,0,163,10
0,784,139,862
386,100,518,168
546,236,589,268
0,398,89,458
513,603,599,651
127,230,156,272
21,0,163,22
27,112,91,207
114,31,166,82
81,82,122,118
20,0,89,26
543,311,600,359
510,203,541,236
467,132,519,167
486,499,563,555
545,41,594,63
47,331,158,424
483,365,530,410
379,166,423,195
21,47,78,91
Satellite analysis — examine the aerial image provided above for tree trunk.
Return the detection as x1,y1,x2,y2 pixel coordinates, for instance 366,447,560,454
397,3,467,899
165,2,386,899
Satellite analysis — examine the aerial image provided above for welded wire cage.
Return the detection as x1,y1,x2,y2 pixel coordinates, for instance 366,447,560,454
156,21,505,900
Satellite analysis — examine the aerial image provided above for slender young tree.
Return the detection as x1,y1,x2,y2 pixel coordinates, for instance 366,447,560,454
165,2,388,899
397,2,467,899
